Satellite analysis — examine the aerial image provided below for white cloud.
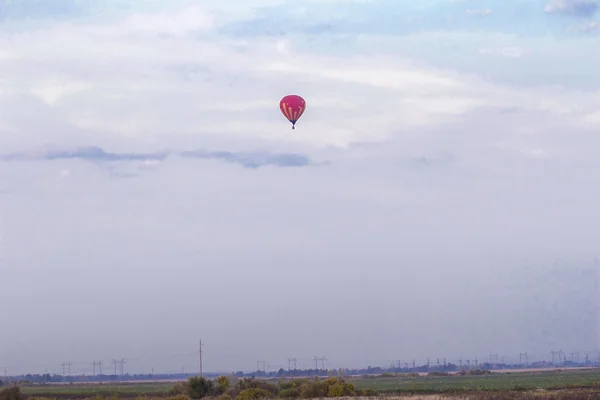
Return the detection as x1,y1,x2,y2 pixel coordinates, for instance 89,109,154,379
0,7,598,150
30,79,91,106
466,8,492,16
478,46,528,58
121,5,215,36
545,0,599,17
2,1,600,374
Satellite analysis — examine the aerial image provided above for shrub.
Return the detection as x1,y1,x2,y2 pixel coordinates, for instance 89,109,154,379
170,382,190,396
279,379,309,391
236,388,275,400
427,371,450,377
356,388,377,397
327,383,345,398
228,378,279,399
278,388,300,398
0,387,23,400
216,376,231,394
188,377,216,399
299,381,324,399
168,395,192,400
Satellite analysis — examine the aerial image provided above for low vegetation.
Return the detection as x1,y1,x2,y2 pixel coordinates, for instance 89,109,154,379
4,369,600,399
167,376,372,399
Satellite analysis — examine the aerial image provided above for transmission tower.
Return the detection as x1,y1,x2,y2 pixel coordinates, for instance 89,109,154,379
287,357,297,371
519,353,528,366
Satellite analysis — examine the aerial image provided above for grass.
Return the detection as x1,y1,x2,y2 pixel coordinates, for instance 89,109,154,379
12,369,600,398
20,383,173,398
349,369,600,394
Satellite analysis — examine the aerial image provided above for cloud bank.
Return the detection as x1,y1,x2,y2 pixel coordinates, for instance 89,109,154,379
0,0,600,375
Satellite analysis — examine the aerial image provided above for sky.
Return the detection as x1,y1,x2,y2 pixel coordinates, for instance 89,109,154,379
1,0,600,375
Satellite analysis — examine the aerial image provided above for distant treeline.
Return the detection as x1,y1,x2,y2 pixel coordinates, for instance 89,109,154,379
2,359,595,383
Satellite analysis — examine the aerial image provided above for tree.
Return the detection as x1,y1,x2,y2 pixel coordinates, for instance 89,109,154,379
187,376,215,399
216,375,230,394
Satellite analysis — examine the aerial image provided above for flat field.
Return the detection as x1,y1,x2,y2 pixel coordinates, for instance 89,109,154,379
13,368,600,398
20,383,174,398
349,369,600,393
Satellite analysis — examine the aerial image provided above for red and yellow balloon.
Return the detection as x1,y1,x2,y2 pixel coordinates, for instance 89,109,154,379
279,95,306,129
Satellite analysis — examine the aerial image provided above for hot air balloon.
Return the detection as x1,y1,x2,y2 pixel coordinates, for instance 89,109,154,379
279,95,306,129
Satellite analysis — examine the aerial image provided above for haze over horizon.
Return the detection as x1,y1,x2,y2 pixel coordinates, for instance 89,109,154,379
1,0,600,376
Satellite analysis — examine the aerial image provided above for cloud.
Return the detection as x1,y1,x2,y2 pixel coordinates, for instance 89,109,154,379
478,46,528,58
466,8,492,16
1,0,600,375
0,145,317,170
544,0,599,17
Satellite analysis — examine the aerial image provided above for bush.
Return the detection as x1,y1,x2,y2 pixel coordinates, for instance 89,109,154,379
428,371,450,377
216,376,231,394
236,388,275,400
299,381,324,399
170,382,190,396
295,377,356,399
188,377,216,399
279,379,309,391
327,383,345,398
278,388,300,398
356,388,377,397
228,378,279,399
0,387,23,400
168,395,192,400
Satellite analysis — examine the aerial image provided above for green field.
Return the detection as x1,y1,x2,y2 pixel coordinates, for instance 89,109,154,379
20,383,174,397
350,369,600,393
13,369,600,397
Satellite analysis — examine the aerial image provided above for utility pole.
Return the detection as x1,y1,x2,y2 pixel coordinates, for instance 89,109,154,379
199,339,203,378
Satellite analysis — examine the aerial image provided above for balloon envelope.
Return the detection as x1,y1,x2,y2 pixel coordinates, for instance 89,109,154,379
279,95,306,129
